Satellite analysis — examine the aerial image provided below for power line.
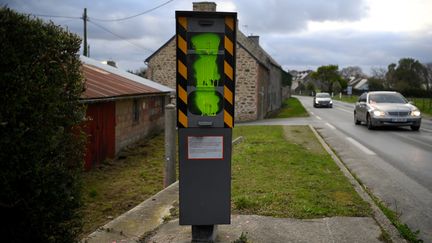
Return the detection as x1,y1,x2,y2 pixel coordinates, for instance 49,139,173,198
88,19,154,53
90,0,175,22
27,0,174,22
28,13,81,19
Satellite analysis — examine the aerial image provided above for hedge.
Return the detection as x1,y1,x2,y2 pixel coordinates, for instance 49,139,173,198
0,7,86,242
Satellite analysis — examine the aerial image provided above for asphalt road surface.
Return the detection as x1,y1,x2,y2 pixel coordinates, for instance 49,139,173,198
244,95,432,242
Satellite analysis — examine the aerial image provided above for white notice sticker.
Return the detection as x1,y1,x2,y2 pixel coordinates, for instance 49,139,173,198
188,136,224,159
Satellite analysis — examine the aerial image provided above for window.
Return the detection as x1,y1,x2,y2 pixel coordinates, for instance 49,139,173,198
133,99,140,123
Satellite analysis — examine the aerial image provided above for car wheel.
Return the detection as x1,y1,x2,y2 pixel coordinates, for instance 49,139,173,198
411,125,420,131
366,114,374,130
354,113,361,125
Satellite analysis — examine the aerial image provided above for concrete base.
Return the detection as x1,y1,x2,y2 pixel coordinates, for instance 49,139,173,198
192,225,218,242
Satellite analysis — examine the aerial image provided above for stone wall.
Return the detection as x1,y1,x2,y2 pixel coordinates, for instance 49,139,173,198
282,86,291,100
235,46,259,121
115,96,166,154
146,38,176,89
257,65,269,119
268,64,282,114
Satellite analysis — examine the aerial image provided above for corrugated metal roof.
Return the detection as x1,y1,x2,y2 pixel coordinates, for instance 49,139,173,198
80,56,174,100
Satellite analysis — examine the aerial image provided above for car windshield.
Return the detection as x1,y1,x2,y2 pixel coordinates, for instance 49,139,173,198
316,93,330,98
369,93,407,104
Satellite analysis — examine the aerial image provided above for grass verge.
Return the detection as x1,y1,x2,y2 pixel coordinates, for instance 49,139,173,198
333,95,358,103
369,194,423,243
409,98,432,116
231,125,371,218
80,124,372,236
271,97,309,118
80,133,165,237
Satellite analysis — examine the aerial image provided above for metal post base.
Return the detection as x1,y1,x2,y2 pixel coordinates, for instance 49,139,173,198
191,225,217,243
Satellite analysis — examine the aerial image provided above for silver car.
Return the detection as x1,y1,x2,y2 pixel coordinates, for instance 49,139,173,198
313,92,333,108
354,91,422,130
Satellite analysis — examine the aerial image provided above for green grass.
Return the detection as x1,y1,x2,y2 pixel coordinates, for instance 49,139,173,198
409,98,432,116
271,97,309,118
333,95,358,103
80,134,165,237
80,124,372,237
231,125,371,218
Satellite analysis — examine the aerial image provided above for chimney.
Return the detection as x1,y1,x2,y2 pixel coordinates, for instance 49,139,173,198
193,2,217,12
107,60,117,68
248,35,260,45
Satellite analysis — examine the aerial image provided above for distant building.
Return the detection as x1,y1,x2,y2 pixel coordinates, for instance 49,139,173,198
80,56,173,170
291,70,314,93
145,2,284,121
348,77,369,93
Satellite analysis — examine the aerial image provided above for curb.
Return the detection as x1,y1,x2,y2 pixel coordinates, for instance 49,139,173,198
82,181,179,243
309,125,406,243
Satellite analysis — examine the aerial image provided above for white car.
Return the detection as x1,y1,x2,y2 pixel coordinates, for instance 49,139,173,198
354,91,422,130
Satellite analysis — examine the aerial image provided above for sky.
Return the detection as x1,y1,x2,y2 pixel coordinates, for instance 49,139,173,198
5,0,432,75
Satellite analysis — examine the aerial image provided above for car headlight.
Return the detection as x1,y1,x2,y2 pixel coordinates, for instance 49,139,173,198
373,110,385,117
315,100,319,104
411,110,421,117
329,100,333,104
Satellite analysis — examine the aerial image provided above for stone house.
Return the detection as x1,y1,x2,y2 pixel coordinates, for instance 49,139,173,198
291,70,317,94
80,56,173,170
145,2,284,121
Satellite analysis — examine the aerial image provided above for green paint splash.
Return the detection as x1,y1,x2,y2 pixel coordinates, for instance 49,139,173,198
190,33,222,116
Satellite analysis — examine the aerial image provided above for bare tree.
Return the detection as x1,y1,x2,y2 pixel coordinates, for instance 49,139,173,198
340,66,365,79
370,67,388,89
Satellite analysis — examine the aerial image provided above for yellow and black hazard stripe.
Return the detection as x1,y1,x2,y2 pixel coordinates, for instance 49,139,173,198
223,16,236,128
176,16,188,128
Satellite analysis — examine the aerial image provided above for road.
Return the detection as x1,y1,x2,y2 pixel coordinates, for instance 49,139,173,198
244,95,432,242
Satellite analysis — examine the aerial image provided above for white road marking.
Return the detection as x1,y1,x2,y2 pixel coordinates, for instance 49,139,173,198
310,111,315,115
336,107,352,114
326,123,336,130
346,137,376,155
316,116,322,120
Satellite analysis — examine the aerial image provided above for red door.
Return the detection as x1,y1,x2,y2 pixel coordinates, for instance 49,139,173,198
84,102,115,170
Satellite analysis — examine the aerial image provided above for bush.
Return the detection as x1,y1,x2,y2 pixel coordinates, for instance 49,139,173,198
0,8,85,242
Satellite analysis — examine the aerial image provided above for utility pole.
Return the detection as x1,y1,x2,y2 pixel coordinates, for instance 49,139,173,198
83,8,88,57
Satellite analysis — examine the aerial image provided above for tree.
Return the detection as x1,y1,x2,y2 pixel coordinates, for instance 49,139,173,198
0,8,85,242
311,65,344,93
306,82,315,94
340,66,365,79
282,70,293,87
425,63,432,96
386,58,428,96
333,81,342,93
128,66,147,78
368,77,385,91
369,67,387,90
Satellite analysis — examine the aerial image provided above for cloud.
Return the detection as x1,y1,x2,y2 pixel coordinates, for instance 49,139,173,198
234,0,369,34
267,29,432,73
5,0,431,75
